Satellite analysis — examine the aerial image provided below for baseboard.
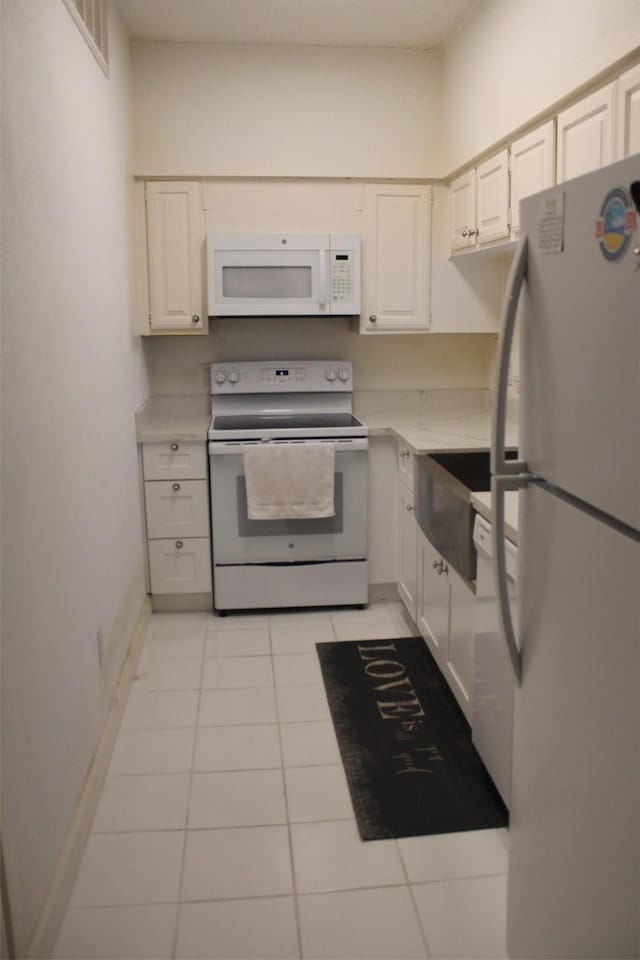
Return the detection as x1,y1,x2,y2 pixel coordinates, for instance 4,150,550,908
26,596,151,959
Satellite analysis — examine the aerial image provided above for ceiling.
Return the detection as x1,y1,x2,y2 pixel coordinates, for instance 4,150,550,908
115,0,482,48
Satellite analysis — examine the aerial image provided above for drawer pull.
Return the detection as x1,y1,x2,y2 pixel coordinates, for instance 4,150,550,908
170,442,179,451
175,540,184,549
172,483,181,492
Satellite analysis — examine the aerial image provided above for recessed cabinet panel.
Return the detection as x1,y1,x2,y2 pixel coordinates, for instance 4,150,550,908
476,150,510,244
445,568,475,722
146,181,205,333
556,83,615,183
417,531,449,674
617,63,640,158
148,538,212,595
142,441,208,481
450,171,476,250
145,480,210,539
510,122,555,236
363,185,431,332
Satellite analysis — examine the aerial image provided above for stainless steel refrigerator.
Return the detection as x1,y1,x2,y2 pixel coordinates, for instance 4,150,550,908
491,154,640,958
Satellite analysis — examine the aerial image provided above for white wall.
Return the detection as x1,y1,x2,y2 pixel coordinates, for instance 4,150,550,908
146,324,496,396
131,41,443,178
0,2,149,954
442,0,640,172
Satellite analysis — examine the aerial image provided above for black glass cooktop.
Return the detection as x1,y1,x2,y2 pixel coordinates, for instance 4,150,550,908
213,414,363,430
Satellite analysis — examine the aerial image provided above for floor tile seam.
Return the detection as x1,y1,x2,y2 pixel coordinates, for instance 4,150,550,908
409,870,509,888
294,880,411,898
395,838,433,959
172,650,206,959
271,638,305,960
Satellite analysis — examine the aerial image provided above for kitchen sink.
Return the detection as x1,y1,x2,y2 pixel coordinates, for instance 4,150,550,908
414,449,517,583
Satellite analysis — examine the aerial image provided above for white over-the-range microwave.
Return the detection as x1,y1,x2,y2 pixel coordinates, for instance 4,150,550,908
206,233,361,317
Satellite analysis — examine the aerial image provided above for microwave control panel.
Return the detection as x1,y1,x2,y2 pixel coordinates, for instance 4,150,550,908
330,251,354,304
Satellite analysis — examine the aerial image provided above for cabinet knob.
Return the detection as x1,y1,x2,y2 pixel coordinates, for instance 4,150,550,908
170,442,179,451
432,560,439,569
461,229,469,238
406,504,413,512
172,483,181,492
468,228,479,238
192,315,200,325
369,315,377,324
175,540,183,549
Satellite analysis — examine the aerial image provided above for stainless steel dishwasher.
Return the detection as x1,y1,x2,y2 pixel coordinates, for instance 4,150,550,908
472,513,518,808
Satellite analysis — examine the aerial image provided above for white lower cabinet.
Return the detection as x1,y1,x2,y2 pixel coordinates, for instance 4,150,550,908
141,441,212,605
417,529,475,723
397,480,418,622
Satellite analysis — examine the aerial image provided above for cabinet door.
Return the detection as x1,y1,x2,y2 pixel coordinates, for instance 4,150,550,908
510,121,555,237
450,170,476,250
145,480,210,540
362,185,431,332
416,532,449,673
616,63,640,159
397,483,418,621
146,181,206,333
148,538,212,595
445,568,475,724
556,83,616,183
476,149,511,244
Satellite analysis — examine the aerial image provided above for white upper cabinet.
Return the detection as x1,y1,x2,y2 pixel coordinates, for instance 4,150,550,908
616,63,640,158
450,170,477,251
476,150,511,244
450,150,510,252
360,184,432,333
510,121,556,236
556,83,616,183
145,181,206,334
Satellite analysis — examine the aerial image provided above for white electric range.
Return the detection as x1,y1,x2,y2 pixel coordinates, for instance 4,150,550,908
207,360,369,611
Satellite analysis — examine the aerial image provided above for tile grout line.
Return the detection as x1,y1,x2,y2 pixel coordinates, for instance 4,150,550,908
171,625,207,960
395,839,434,960
271,621,305,960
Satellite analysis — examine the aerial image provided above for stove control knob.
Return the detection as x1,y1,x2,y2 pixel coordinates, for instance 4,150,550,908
325,367,338,382
214,370,227,384
227,371,239,384
338,367,350,382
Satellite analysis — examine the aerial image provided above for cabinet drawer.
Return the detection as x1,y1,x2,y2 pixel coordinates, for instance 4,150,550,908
398,443,414,491
145,480,210,539
142,441,207,480
148,538,212,594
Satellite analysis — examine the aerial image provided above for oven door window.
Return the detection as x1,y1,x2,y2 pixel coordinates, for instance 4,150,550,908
210,447,368,564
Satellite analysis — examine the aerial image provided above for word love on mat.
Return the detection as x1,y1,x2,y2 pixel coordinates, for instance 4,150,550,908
316,637,508,841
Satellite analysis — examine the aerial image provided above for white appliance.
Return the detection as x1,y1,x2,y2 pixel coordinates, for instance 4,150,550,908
208,360,368,611
207,233,361,317
472,513,517,807
492,155,640,958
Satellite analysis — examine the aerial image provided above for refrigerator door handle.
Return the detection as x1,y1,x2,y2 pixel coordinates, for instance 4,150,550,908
492,473,528,685
491,234,528,477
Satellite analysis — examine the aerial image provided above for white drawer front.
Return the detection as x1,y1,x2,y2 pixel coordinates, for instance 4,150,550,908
145,480,210,539
142,441,207,480
398,443,414,491
148,538,212,594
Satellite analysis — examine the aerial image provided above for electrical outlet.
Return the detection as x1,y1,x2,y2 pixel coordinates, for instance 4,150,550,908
96,628,104,668
201,364,211,390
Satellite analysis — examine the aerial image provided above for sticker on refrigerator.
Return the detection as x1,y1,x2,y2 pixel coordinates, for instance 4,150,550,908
595,187,636,262
537,193,565,254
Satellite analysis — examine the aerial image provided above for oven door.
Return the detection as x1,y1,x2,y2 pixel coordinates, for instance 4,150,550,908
209,438,368,563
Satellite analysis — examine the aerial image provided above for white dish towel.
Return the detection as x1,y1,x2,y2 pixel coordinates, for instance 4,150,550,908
242,441,336,520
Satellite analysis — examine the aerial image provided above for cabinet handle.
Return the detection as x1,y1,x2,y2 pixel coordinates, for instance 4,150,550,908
175,540,183,549
461,229,469,238
170,442,179,451
468,228,479,238
369,315,377,324
432,560,439,569
406,504,413,512
172,483,181,492
192,315,200,325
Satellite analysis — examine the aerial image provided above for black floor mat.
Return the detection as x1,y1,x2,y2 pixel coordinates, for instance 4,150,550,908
316,636,508,841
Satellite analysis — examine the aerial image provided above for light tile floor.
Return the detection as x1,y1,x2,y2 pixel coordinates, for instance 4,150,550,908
54,601,509,959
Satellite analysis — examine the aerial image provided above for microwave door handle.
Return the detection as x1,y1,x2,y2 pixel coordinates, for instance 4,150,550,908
318,249,328,307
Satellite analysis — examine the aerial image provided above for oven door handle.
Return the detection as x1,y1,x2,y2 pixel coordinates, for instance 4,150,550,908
209,438,369,455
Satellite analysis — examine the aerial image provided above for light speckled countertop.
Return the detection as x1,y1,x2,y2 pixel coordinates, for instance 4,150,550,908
135,395,210,443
